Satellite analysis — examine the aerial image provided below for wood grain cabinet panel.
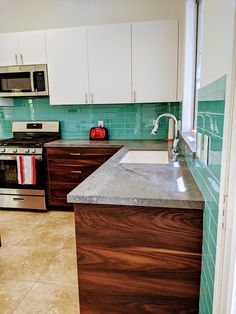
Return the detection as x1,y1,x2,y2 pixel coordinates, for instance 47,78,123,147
47,165,98,183
46,147,119,159
46,182,78,206
74,204,203,313
45,147,120,209
48,158,106,169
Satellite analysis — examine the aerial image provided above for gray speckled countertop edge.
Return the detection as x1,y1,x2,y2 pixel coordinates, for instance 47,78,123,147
45,139,204,209
67,195,204,210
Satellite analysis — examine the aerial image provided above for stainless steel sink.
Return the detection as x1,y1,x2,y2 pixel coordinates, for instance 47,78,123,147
119,150,169,164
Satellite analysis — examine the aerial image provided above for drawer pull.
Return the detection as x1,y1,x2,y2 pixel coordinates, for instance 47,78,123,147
70,153,81,156
70,170,82,174
13,197,24,201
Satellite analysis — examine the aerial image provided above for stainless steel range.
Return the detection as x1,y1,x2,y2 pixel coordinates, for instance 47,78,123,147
0,121,60,210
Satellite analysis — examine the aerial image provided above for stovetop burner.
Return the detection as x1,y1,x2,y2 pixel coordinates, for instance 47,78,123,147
0,136,59,147
0,121,60,154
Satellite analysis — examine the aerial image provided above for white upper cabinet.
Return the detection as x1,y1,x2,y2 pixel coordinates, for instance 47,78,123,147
46,27,89,105
0,20,179,104
18,31,46,65
87,23,131,104
0,31,46,66
0,33,19,66
132,19,178,103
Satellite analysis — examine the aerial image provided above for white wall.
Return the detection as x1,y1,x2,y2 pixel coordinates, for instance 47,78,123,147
0,0,184,32
200,0,235,87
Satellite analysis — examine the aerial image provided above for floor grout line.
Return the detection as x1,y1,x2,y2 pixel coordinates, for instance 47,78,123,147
0,209,79,313
11,281,39,314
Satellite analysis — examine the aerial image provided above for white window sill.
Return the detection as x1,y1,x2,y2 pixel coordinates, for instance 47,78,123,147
180,132,196,159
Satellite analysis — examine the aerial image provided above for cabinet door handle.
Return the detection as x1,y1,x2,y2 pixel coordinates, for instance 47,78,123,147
85,93,88,104
70,153,81,156
90,93,94,104
15,54,18,65
70,170,82,174
20,53,23,64
133,91,137,103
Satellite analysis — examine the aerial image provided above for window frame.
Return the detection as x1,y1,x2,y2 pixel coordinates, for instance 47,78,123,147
192,0,204,131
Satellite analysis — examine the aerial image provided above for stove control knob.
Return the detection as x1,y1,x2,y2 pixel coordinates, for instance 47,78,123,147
31,149,36,153
1,148,5,152
25,149,29,153
13,149,17,153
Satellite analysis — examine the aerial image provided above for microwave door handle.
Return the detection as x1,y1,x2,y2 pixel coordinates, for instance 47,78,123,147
30,71,35,92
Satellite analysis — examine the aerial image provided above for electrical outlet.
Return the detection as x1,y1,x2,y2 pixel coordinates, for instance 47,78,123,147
98,120,104,127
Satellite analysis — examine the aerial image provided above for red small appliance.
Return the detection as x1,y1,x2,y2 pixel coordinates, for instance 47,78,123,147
89,127,109,140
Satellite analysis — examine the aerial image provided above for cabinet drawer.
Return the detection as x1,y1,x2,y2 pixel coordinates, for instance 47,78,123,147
48,165,97,183
47,182,76,206
47,157,106,168
46,147,120,160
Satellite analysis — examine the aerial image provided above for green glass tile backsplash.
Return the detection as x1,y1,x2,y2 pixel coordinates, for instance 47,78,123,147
182,75,226,314
0,99,181,140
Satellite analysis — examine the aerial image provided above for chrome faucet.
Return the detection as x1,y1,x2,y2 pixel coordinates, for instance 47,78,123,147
151,113,179,161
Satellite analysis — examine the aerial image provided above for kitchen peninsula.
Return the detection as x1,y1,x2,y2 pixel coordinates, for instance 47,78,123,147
45,139,204,313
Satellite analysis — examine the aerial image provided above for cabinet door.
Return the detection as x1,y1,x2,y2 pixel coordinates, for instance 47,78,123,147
0,32,18,66
18,31,46,65
87,23,131,104
46,27,89,105
132,20,178,103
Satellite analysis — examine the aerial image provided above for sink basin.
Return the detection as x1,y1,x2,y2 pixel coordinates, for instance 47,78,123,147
119,150,169,164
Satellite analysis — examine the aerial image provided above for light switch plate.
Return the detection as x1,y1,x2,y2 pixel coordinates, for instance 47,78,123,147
203,135,209,165
98,120,104,127
197,132,202,159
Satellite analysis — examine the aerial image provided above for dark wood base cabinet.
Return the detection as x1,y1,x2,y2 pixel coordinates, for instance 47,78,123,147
74,204,203,314
45,147,119,209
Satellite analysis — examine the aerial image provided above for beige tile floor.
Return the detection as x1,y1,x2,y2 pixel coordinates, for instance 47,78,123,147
0,210,80,314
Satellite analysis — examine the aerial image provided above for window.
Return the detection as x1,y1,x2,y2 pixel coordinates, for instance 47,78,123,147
193,0,204,130
182,0,204,133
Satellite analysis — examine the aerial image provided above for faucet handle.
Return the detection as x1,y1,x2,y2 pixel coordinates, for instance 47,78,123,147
173,138,179,150
172,151,179,162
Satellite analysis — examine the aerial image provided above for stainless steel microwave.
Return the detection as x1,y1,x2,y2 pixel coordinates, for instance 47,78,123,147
0,64,49,97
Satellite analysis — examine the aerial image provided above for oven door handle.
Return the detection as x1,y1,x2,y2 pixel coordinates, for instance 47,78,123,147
0,155,42,161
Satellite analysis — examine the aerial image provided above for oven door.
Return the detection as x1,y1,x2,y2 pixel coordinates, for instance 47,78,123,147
0,155,45,190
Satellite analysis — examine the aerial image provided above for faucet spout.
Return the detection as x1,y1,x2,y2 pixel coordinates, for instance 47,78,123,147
151,113,179,161
151,113,178,138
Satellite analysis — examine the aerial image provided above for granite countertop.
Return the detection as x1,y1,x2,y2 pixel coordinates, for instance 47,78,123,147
45,139,204,209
